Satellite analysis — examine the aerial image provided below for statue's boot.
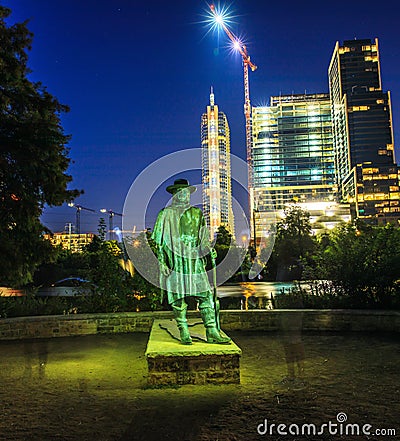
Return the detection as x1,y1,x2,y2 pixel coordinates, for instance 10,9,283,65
171,301,192,345
200,307,231,344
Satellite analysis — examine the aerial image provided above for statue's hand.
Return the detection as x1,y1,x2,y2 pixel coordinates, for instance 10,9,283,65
210,248,217,260
160,263,171,277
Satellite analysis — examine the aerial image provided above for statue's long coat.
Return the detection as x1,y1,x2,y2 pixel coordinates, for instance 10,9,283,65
152,204,212,304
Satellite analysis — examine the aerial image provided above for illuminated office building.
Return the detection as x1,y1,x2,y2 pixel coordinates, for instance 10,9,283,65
201,88,235,239
252,94,344,237
328,38,399,223
44,232,94,253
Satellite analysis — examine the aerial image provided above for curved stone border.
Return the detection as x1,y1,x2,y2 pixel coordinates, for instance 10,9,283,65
0,309,399,340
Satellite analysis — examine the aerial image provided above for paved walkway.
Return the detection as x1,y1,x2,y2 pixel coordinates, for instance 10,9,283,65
0,331,398,440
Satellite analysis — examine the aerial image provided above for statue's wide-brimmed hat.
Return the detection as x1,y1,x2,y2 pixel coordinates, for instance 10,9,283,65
166,178,197,194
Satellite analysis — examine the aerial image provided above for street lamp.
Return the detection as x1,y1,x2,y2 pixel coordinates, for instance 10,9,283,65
253,207,258,249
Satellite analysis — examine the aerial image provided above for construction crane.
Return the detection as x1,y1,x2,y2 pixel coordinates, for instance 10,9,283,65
209,3,257,186
68,203,96,234
100,209,123,240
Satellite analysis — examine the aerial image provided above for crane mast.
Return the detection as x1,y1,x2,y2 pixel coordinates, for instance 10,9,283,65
100,209,123,240
209,4,257,186
68,203,95,235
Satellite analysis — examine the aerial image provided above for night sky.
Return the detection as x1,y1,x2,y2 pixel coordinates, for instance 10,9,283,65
3,0,400,234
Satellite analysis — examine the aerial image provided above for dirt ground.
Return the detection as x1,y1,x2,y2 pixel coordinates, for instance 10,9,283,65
0,330,398,441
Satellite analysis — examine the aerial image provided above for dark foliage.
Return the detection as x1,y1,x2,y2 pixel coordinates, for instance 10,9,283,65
0,6,81,286
266,206,317,281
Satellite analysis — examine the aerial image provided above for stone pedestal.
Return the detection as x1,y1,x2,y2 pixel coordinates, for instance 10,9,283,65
145,319,241,386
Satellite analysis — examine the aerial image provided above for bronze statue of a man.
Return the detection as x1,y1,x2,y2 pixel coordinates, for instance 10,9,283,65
152,178,231,345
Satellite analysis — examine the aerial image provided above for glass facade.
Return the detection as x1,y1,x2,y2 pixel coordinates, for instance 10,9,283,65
328,38,400,223
201,89,235,239
251,93,338,238
252,94,336,209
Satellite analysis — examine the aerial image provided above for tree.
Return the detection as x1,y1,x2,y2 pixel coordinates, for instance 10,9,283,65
215,225,234,247
0,6,80,286
213,225,234,266
315,223,400,307
269,206,316,281
212,225,249,282
121,229,166,310
97,218,107,242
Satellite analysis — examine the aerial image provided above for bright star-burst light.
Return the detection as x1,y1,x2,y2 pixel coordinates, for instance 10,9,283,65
200,2,237,38
215,13,224,26
200,3,250,57
227,34,249,56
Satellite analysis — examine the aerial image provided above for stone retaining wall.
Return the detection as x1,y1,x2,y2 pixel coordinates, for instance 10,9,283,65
219,309,400,333
0,311,168,340
0,309,399,340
